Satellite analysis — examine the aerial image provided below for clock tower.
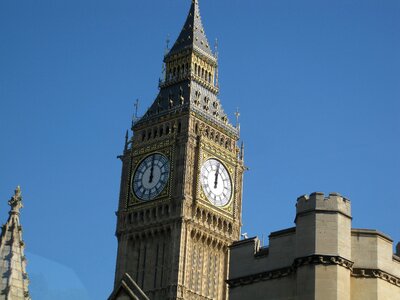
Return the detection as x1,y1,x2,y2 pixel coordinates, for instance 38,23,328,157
110,1,244,299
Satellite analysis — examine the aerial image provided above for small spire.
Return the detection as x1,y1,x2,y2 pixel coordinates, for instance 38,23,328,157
134,99,139,119
160,35,171,85
132,99,140,128
124,130,129,152
165,34,170,54
1,186,31,299
240,141,245,161
214,38,219,59
214,38,219,86
235,108,241,127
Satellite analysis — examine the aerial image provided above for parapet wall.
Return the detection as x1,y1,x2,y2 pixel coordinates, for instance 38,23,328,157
228,192,400,300
296,192,351,219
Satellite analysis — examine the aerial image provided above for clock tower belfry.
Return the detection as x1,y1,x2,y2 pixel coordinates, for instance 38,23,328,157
110,1,244,299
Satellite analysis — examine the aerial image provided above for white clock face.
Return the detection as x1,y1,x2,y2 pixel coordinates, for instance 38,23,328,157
200,159,232,207
132,153,170,201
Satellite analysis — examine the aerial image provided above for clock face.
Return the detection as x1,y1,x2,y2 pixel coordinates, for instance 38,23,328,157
200,158,232,207
132,153,170,201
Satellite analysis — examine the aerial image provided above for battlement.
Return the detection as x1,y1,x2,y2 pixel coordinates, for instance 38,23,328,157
296,192,351,219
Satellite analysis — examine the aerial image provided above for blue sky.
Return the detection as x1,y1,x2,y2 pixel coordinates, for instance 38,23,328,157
0,0,399,299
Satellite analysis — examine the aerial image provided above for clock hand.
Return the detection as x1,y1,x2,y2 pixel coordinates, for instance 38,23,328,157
149,156,155,183
214,163,220,189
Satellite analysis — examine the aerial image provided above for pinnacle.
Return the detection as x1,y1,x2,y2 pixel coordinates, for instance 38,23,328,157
167,0,214,58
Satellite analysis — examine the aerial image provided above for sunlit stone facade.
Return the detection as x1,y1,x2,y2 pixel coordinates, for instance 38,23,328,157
228,193,400,300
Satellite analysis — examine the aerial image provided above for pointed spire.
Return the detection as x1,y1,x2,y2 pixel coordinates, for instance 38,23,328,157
167,0,214,58
124,130,129,152
0,186,31,300
134,0,239,138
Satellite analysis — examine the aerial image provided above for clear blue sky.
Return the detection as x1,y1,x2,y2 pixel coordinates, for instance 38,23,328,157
1,0,399,299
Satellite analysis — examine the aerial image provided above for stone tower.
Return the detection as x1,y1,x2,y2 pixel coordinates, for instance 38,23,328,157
0,186,31,300
109,1,245,300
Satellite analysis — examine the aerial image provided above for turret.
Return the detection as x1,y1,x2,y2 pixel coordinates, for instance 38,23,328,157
295,192,352,300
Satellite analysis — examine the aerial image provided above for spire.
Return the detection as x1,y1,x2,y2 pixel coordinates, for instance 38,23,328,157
167,0,214,58
134,0,239,138
0,186,31,300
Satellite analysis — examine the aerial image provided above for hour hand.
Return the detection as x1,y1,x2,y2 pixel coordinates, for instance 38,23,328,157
214,164,220,189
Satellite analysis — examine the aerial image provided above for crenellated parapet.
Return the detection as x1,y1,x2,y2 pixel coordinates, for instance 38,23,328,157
229,193,400,300
296,192,351,221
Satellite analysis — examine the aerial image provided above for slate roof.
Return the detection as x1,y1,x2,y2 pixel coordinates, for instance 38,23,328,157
167,0,214,59
134,0,238,137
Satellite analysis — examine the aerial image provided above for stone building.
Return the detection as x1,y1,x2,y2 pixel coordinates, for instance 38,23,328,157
0,187,31,300
228,192,400,300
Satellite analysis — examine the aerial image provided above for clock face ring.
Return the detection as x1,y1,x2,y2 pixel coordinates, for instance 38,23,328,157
132,153,170,201
200,158,232,207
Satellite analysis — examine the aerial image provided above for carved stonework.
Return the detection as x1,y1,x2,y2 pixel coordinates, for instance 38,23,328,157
352,268,400,287
110,1,243,299
227,255,354,289
0,187,31,300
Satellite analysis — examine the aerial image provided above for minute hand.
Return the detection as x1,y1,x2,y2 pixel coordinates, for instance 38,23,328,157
149,156,155,183
214,164,220,189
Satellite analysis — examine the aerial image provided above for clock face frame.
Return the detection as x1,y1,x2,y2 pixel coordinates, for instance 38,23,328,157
132,153,170,201
200,158,232,207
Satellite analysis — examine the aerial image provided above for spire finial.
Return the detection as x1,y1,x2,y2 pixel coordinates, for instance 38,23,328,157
214,38,219,58
235,108,240,127
8,186,23,214
165,34,170,53
134,99,139,119
131,99,140,128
